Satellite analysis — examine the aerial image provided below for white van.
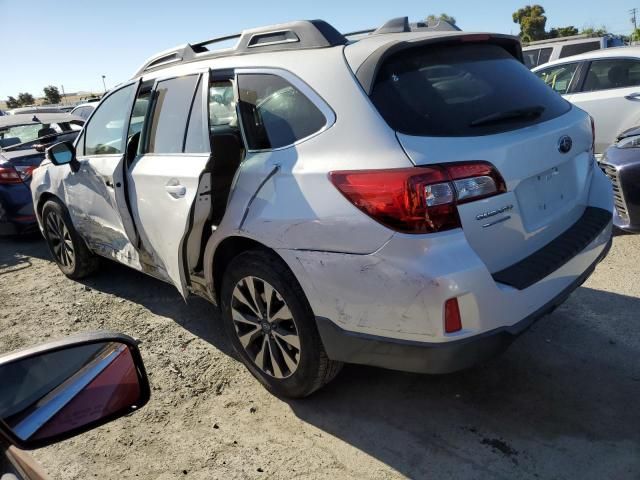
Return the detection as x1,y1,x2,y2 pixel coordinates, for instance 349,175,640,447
523,34,624,69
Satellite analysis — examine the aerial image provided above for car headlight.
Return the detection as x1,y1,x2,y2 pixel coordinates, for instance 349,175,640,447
616,135,640,148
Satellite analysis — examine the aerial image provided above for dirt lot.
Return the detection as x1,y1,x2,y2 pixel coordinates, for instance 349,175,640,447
1,233,639,479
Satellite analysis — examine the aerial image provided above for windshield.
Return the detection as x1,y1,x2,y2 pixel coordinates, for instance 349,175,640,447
370,43,571,137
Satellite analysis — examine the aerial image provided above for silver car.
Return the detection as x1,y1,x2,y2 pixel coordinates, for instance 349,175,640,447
31,17,613,397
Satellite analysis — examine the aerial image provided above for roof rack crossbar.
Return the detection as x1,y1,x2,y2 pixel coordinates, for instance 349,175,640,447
132,19,347,78
343,16,461,39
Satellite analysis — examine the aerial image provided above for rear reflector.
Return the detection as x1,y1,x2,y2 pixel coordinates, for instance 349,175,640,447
444,298,462,333
329,161,506,234
0,166,23,184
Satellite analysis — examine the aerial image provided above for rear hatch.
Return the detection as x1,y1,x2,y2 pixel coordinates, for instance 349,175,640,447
365,39,594,273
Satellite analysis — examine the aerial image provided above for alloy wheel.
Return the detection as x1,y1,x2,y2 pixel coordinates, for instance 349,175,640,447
45,211,75,268
230,276,301,379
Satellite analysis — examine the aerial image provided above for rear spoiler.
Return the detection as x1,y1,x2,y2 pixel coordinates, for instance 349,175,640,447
355,33,523,95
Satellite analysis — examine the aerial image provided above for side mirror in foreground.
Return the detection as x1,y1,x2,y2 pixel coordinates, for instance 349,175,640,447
46,142,79,172
0,332,150,450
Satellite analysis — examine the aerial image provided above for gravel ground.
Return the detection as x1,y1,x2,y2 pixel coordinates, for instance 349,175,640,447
1,233,639,479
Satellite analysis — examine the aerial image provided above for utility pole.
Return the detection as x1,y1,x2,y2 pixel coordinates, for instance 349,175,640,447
60,84,66,106
101,75,107,93
631,8,638,31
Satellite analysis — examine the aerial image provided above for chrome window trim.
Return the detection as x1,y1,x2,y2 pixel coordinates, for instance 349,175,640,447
234,67,336,153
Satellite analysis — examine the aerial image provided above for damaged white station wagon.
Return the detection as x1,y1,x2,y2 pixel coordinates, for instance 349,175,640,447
32,17,614,397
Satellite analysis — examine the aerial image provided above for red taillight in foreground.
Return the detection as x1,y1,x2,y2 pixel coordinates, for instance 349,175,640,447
444,297,462,333
329,161,506,234
0,166,23,184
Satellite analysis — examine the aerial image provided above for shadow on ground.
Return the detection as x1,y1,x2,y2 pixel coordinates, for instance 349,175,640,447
0,234,48,274
3,237,638,478
285,287,640,478
0,236,234,357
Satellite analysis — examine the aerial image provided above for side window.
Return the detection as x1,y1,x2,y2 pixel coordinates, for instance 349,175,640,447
128,90,151,140
538,48,553,66
523,49,540,69
184,76,209,153
536,63,579,94
209,81,236,126
237,74,327,150
559,41,601,59
84,84,136,156
582,59,640,92
147,75,200,154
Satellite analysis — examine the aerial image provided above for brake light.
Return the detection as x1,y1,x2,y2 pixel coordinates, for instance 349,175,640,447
590,115,596,153
0,166,22,184
16,165,36,181
329,161,506,234
444,298,462,333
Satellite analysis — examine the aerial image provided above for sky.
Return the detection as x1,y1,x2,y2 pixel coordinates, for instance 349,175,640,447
1,0,639,99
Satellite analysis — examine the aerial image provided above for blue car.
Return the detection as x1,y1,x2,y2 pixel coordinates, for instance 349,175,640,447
0,113,83,235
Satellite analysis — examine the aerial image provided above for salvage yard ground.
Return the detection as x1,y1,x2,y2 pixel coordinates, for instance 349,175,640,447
1,234,639,479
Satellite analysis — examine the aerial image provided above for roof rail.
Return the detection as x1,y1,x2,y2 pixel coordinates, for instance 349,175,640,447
132,20,347,78
344,16,461,38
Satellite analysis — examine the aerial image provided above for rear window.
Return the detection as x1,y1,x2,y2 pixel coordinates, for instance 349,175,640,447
370,43,571,137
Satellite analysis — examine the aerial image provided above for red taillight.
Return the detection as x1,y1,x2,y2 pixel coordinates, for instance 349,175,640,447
329,161,506,234
590,116,596,153
444,298,462,333
16,165,36,181
0,166,22,184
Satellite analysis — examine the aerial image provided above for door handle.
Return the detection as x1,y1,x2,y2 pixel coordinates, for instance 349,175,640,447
625,92,640,101
165,184,186,198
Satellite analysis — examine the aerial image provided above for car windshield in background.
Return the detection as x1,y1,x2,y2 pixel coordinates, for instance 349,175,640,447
0,122,79,148
370,43,571,137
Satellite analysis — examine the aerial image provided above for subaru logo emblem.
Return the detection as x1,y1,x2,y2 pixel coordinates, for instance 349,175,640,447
558,135,572,154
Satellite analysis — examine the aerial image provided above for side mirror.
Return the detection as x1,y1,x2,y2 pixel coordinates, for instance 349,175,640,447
0,332,150,450
46,141,75,166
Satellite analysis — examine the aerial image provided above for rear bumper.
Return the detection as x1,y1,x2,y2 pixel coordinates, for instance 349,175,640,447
316,237,611,374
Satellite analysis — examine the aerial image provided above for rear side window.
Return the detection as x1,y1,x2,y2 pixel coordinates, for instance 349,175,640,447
370,43,571,137
581,59,640,92
147,75,200,154
237,74,326,150
559,41,601,59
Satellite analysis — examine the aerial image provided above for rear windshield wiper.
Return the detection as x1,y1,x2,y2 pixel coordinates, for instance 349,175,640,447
470,105,546,128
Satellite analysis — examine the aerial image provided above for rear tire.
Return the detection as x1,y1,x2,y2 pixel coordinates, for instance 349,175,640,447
41,199,99,279
221,249,342,398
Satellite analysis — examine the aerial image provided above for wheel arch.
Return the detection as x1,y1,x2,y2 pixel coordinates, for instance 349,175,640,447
36,192,63,225
206,235,295,307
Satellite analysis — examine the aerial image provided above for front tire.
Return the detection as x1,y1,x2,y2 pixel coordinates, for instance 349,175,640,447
41,199,99,279
221,250,342,398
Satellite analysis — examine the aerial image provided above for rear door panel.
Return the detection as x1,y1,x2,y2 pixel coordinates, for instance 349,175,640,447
126,72,210,295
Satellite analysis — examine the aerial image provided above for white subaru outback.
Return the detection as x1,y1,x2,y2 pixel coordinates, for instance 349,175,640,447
32,17,613,398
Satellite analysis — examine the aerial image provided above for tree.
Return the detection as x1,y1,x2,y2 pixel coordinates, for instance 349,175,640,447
43,85,61,105
5,96,19,109
581,25,608,36
512,5,547,42
426,13,456,26
632,28,640,42
548,26,579,38
17,92,35,106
